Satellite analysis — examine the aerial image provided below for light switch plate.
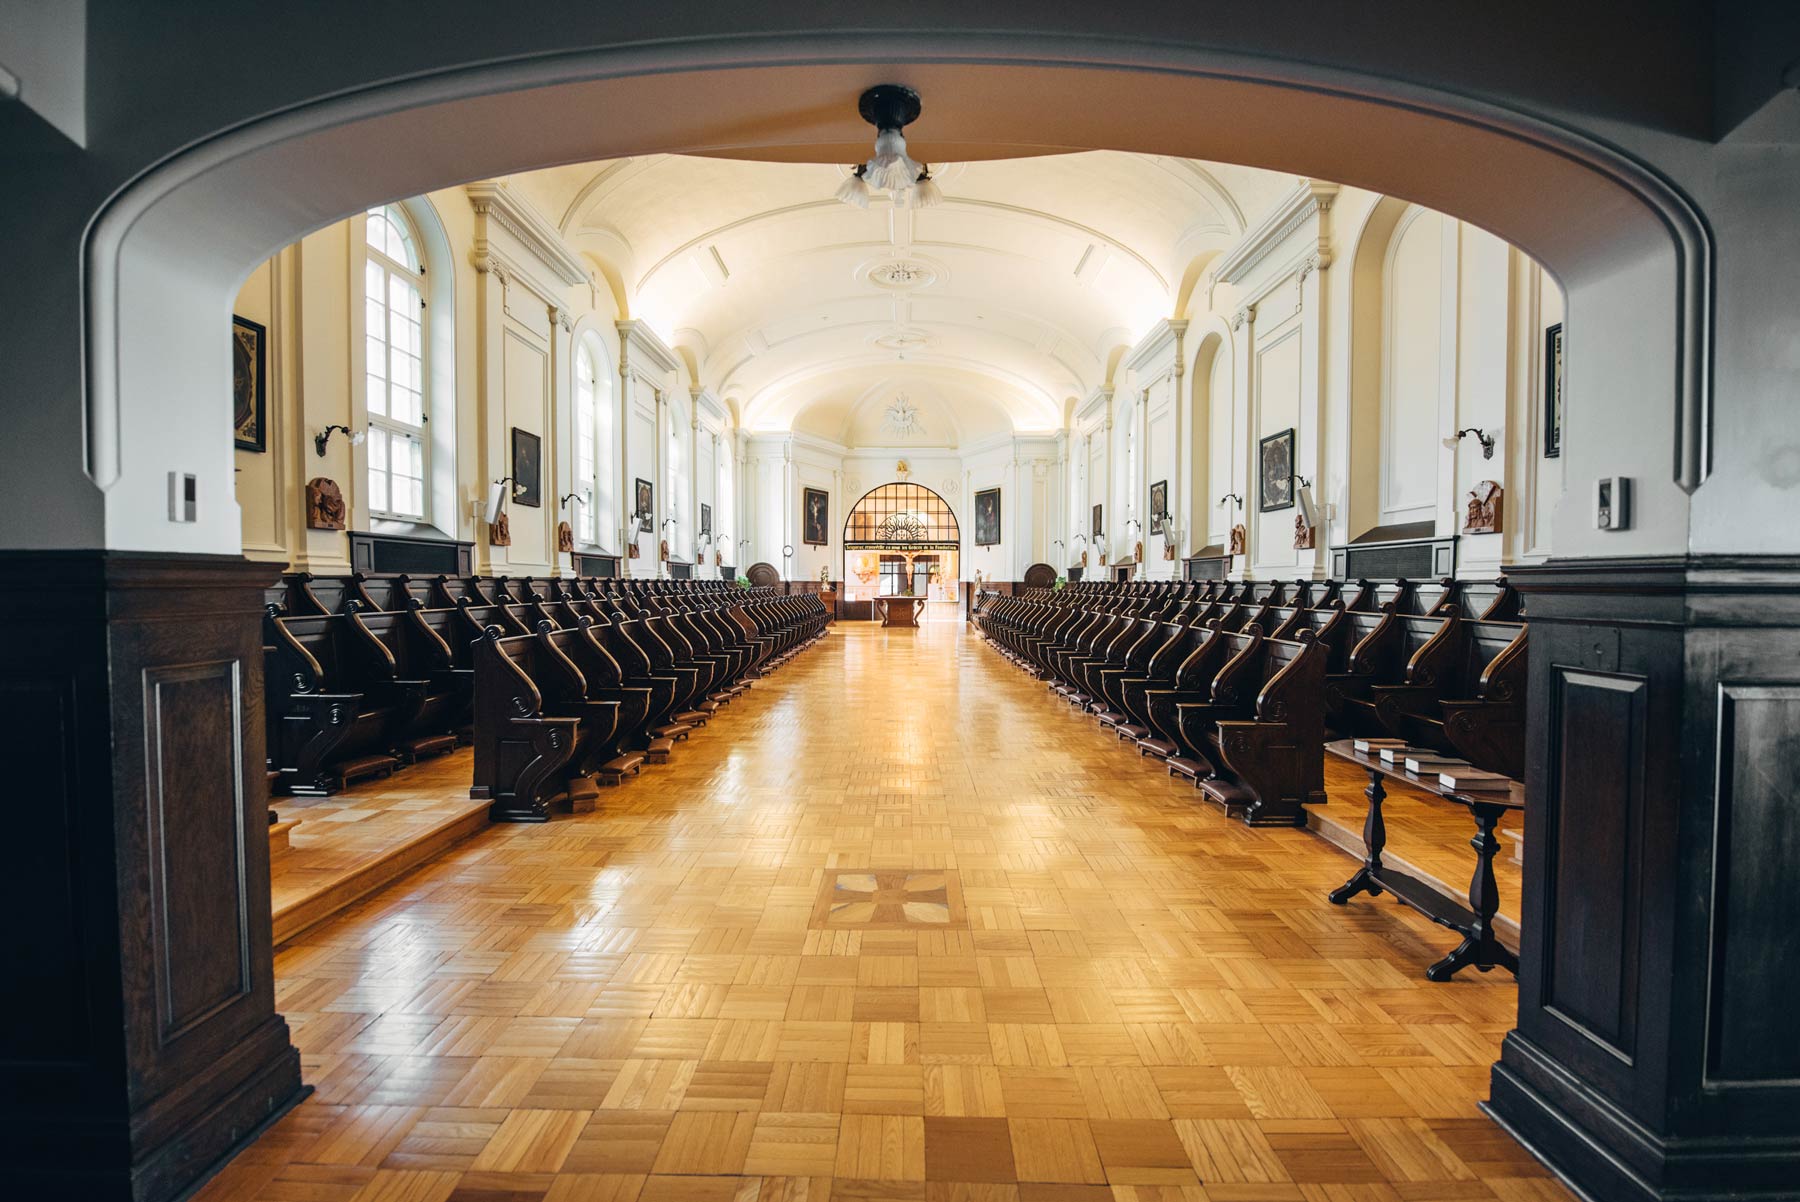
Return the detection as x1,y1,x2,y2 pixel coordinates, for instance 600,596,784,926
1595,476,1631,531
168,472,197,523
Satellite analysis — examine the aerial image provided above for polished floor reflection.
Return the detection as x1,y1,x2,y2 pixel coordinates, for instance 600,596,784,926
199,619,1566,1202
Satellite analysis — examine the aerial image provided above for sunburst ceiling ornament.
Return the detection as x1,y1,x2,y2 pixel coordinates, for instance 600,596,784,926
834,85,942,210
882,395,925,439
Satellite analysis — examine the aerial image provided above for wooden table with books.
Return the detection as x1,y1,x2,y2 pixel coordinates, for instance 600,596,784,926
1324,738,1523,982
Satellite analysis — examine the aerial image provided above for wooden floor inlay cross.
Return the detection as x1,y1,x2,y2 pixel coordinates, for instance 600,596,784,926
812,869,965,929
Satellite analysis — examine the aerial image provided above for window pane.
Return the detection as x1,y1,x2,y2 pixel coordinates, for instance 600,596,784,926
399,477,422,518
368,428,388,470
369,467,389,514
405,435,423,477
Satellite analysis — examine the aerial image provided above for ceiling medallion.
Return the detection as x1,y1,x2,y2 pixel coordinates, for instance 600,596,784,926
867,259,939,290
874,329,933,351
882,395,925,440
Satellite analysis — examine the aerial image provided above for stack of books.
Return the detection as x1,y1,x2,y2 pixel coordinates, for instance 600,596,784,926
1352,738,1406,754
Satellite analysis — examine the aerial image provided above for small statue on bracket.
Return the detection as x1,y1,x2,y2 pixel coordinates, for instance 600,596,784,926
659,538,670,562
1229,523,1247,556
1464,480,1504,535
305,477,345,531
556,521,574,553
1293,512,1316,550
489,510,511,547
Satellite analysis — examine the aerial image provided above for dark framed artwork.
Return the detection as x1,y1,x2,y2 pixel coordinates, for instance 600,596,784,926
802,487,829,546
1258,427,1295,512
1091,502,1103,539
635,477,653,531
1544,322,1564,458
700,502,712,537
974,487,1001,546
511,428,542,507
1149,480,1168,534
232,315,267,452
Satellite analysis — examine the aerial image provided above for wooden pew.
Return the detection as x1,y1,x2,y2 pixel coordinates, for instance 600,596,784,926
1186,631,1328,826
467,627,582,822
1370,613,1528,779
264,608,409,794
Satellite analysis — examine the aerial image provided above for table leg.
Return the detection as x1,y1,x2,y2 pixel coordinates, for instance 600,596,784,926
1425,799,1521,981
1329,767,1387,904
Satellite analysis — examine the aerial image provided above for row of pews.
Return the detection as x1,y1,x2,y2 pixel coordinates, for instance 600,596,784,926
974,574,1529,979
263,574,827,820
973,575,1526,826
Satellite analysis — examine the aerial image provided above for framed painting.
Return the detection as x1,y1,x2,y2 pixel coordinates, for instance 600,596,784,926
699,502,712,537
974,487,1001,546
1091,502,1103,539
1149,479,1168,534
1258,427,1295,512
232,315,267,453
1544,322,1564,458
511,428,542,507
634,477,653,531
803,486,829,545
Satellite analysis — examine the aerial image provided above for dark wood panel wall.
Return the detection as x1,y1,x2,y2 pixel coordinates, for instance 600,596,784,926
0,553,304,1202
1488,557,1800,1202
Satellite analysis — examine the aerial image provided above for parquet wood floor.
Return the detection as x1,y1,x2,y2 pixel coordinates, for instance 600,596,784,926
199,620,1569,1202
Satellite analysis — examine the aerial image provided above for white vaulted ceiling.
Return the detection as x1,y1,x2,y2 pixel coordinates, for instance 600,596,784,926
507,151,1295,446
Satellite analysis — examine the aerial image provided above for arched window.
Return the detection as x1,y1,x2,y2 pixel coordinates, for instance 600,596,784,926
573,337,613,546
362,204,428,520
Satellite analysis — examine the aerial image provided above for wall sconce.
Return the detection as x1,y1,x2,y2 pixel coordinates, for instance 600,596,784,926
485,477,519,524
781,544,795,579
314,424,366,457
1218,492,1244,510
1443,427,1498,459
559,492,585,510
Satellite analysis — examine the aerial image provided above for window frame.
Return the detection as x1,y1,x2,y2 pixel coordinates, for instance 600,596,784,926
361,204,431,523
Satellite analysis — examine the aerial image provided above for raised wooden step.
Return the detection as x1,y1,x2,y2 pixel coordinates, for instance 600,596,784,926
270,795,489,945
268,819,300,854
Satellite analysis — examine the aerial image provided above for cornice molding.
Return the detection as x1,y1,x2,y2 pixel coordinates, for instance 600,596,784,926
466,181,587,288
1122,318,1189,378
1213,179,1339,287
617,319,682,378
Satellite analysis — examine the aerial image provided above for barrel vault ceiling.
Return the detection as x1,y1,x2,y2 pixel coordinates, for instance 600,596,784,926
505,151,1296,447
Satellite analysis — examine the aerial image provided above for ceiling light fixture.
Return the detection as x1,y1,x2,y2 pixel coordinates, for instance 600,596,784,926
835,85,941,210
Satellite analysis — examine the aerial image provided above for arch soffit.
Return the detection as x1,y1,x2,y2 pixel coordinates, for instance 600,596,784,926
82,36,1712,524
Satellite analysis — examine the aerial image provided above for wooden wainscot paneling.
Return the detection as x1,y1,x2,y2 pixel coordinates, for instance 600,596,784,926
1707,682,1800,1085
0,552,305,1202
1543,666,1646,1059
1489,556,1800,1202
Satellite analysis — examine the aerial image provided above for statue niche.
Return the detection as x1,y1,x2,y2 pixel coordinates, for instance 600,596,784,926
305,477,345,531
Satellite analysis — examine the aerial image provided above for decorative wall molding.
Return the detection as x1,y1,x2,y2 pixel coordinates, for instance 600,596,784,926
1213,179,1339,287
1122,318,1189,378
617,319,682,379
465,181,587,287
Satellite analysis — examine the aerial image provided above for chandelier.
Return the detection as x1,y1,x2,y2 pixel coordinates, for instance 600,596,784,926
834,85,942,210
